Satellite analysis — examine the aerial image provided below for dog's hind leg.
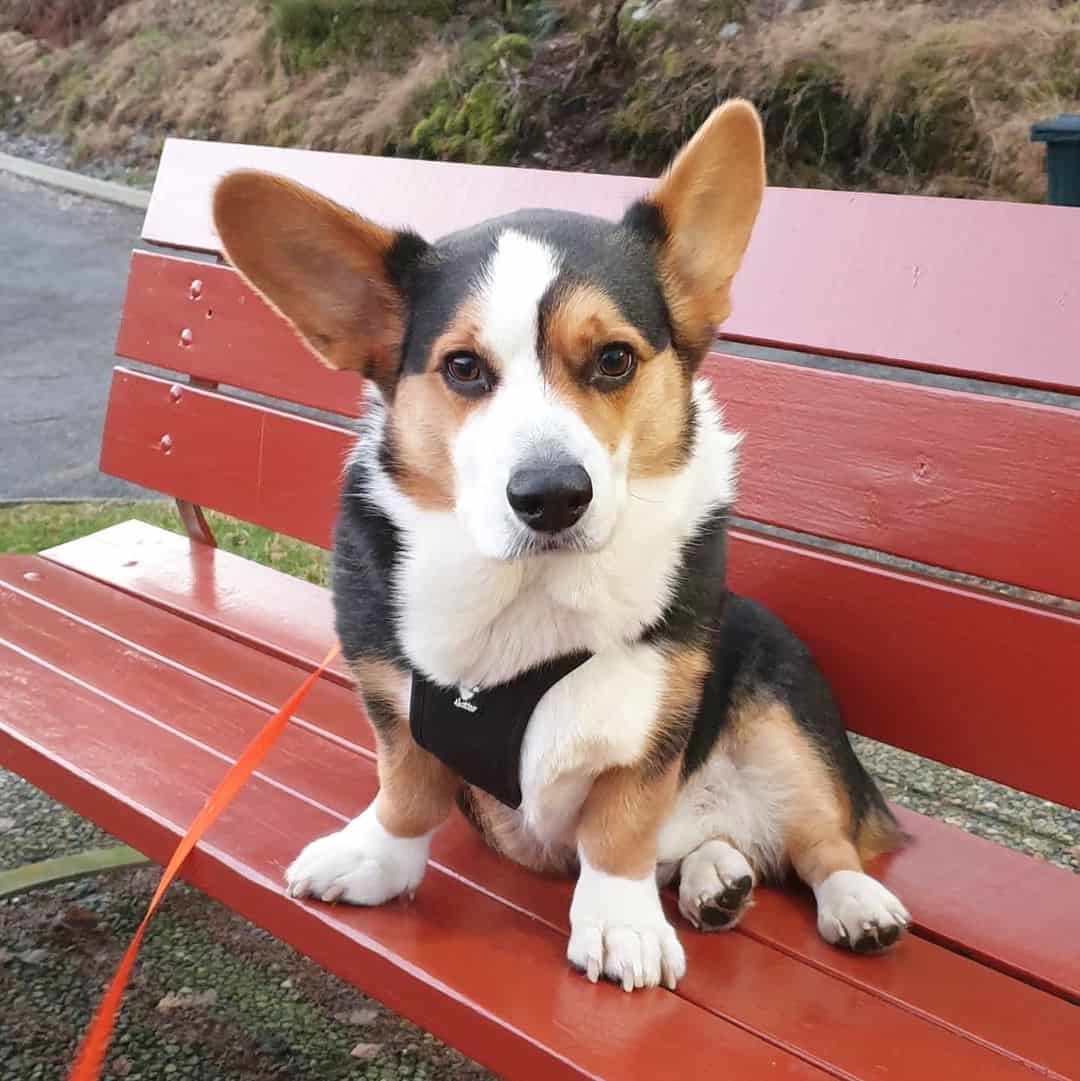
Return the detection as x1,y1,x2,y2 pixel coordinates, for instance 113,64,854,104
789,824,910,954
677,837,755,931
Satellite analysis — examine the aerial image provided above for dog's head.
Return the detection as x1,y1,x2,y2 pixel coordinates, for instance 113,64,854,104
213,101,764,560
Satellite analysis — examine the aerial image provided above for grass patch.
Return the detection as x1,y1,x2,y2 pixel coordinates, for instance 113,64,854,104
0,502,328,585
266,0,454,75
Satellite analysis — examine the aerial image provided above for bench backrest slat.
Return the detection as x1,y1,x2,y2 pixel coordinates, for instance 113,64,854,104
145,138,1080,393
99,368,1080,810
116,251,362,416
101,369,347,548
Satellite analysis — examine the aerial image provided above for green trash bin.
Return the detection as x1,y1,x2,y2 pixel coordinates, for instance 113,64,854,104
1031,114,1080,207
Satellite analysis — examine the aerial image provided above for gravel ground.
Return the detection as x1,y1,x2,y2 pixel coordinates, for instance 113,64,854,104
0,770,492,1081
0,129,155,190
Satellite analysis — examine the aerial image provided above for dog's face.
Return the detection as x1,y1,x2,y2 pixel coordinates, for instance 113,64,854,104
213,101,764,560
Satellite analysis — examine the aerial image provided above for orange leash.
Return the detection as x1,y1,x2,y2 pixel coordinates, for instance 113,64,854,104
67,643,341,1081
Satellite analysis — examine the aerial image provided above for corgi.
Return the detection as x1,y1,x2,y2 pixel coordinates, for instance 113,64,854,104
212,100,908,993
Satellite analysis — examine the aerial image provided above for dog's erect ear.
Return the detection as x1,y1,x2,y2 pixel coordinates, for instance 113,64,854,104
212,171,428,393
631,99,765,354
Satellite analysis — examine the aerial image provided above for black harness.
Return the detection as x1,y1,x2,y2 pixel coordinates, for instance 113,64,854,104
409,651,592,809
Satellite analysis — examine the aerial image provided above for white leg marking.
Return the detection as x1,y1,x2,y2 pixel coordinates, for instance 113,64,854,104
813,870,910,952
285,804,433,906
567,853,686,991
678,839,755,931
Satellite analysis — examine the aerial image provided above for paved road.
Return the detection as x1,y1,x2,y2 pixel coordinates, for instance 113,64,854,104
0,171,148,500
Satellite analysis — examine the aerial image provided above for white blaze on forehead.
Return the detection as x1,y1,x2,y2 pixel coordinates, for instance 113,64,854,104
475,229,561,376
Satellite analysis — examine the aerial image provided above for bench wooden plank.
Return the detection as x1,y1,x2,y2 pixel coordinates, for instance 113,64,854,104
0,600,824,1081
27,535,1080,1007
145,138,1080,393
727,531,1080,812
99,369,347,549
714,353,1080,600
114,257,1080,597
2,565,1072,1080
116,251,363,416
94,374,1080,809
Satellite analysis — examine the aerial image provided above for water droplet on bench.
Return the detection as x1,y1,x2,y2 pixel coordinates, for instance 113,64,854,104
189,279,203,300
23,571,41,583
169,384,183,402
160,434,173,454
179,328,193,347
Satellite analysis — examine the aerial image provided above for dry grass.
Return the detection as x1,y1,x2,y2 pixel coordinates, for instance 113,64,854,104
603,0,1080,199
744,0,1080,197
0,0,128,47
0,0,452,163
1,0,1076,200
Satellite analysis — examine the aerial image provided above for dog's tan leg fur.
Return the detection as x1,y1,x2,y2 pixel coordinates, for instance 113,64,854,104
732,699,860,887
353,659,460,839
577,761,681,878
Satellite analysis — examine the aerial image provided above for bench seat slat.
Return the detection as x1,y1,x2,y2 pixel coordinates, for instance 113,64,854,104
146,138,1080,393
117,257,1080,600
2,559,1075,1080
0,583,829,1081
95,373,1080,810
31,529,1080,1007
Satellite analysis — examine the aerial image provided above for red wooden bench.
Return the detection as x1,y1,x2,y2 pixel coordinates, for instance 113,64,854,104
2,139,1079,1080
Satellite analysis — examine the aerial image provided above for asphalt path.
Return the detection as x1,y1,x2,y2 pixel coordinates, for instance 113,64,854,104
0,171,148,500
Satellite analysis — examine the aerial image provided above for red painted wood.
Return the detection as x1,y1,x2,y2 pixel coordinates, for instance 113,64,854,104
99,369,348,548
115,265,1080,599
28,534,1080,1004
707,353,1080,600
44,521,352,684
0,629,821,1081
93,368,1080,807
1,564,1073,1080
145,138,1080,393
116,251,362,417
726,529,1080,811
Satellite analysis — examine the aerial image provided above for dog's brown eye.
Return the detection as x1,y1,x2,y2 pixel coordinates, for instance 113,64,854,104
443,351,487,391
596,343,636,381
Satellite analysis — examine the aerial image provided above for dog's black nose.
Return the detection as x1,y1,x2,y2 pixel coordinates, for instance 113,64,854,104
506,464,593,533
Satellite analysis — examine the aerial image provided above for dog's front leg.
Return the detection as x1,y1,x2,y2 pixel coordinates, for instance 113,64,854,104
568,762,685,991
287,669,459,905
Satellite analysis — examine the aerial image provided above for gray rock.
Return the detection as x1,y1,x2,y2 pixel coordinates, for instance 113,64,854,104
719,21,742,40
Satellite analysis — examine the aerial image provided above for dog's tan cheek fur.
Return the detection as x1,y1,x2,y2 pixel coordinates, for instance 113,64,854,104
352,659,461,838
543,285,692,479
384,374,469,512
623,348,694,478
731,699,900,887
577,761,681,880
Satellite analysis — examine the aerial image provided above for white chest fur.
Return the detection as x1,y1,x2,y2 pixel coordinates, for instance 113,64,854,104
517,643,666,843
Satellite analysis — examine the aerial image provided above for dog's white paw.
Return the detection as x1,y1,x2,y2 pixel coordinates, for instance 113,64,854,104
285,805,431,906
567,857,685,991
814,870,910,953
678,839,755,931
